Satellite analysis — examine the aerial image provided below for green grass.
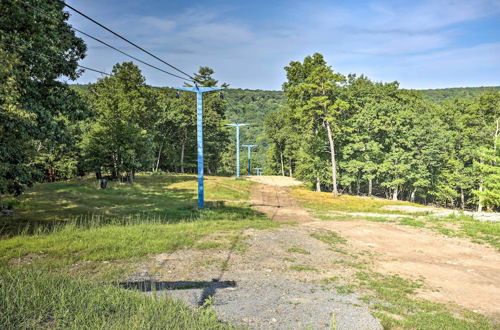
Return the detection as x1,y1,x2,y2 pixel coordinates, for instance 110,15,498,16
291,187,424,215
0,174,278,328
310,230,347,245
1,174,256,236
0,268,233,329
0,174,278,281
318,214,394,223
399,218,426,228
286,246,311,254
427,214,500,250
0,218,278,279
289,265,318,271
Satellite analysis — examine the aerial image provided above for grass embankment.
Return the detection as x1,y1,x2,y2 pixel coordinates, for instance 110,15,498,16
292,187,499,250
0,174,275,328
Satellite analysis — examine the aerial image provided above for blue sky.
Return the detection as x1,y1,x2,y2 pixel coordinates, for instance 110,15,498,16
66,0,500,90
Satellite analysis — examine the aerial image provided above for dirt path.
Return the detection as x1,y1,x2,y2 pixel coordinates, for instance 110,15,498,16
249,179,315,224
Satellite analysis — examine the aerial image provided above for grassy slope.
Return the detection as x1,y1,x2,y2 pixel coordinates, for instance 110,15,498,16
1,174,258,235
0,174,276,329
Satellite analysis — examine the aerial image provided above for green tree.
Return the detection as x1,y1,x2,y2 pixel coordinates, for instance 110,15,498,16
0,0,86,205
283,53,346,194
82,62,155,181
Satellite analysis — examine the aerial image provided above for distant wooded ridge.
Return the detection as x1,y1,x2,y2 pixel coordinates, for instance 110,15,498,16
71,83,500,104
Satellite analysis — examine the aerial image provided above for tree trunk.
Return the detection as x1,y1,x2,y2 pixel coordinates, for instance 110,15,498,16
368,178,373,196
324,121,338,196
155,144,163,172
316,176,321,192
410,188,416,203
494,118,499,156
356,179,360,195
392,186,398,201
477,184,483,212
460,188,465,210
280,150,285,176
180,142,185,174
289,158,293,178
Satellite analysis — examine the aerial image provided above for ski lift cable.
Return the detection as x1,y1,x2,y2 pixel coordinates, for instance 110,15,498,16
60,1,197,81
72,28,191,82
17,0,191,83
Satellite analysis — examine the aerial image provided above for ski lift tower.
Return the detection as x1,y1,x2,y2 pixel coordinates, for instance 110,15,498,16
226,123,249,178
242,144,256,176
176,86,222,209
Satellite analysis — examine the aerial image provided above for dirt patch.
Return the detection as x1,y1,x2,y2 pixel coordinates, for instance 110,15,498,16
382,205,500,222
306,219,500,319
247,175,303,187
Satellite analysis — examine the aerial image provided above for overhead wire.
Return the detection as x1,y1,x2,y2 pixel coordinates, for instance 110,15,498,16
59,1,197,82
17,0,191,83
72,28,190,81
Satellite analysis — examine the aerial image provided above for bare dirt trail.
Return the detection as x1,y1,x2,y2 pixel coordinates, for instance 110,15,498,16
248,176,315,224
249,176,500,320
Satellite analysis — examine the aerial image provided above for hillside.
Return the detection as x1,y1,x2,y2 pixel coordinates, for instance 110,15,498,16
418,86,500,103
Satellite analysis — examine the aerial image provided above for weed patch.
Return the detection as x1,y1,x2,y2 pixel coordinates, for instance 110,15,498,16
289,265,318,272
399,218,425,228
310,230,347,245
286,246,311,254
353,271,494,329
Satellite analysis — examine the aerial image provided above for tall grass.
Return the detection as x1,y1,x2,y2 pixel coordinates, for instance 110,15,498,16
0,268,233,329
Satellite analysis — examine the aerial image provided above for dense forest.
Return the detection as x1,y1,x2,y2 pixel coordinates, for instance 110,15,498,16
1,1,498,212
264,53,499,211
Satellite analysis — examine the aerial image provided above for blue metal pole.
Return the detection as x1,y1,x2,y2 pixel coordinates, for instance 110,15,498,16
196,90,204,209
236,125,240,178
242,145,256,176
176,86,222,209
225,123,249,179
247,147,251,175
